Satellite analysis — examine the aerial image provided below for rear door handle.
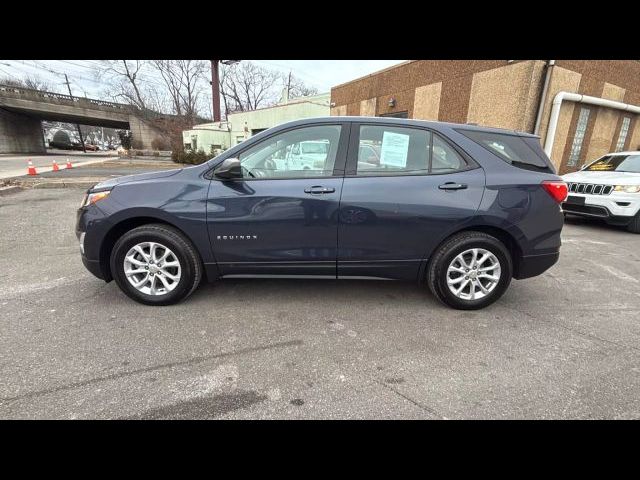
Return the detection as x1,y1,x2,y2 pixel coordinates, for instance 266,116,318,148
438,182,467,191
305,186,335,195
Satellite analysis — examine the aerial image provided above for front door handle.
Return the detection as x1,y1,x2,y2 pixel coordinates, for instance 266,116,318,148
305,186,335,195
438,182,468,191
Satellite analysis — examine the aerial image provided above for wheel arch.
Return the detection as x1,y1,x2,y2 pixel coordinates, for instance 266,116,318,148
98,216,204,282
420,224,524,281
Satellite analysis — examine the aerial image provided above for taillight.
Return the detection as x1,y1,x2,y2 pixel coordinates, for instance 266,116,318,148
542,180,568,203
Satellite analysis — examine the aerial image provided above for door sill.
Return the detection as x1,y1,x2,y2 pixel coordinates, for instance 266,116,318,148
221,274,337,279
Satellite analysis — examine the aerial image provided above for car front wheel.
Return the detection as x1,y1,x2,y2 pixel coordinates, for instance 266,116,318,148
110,224,202,306
427,231,513,310
627,212,640,234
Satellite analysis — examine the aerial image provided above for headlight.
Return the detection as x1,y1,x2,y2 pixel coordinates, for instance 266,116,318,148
614,185,640,194
81,190,111,207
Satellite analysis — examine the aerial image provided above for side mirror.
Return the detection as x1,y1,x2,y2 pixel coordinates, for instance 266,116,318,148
214,158,242,179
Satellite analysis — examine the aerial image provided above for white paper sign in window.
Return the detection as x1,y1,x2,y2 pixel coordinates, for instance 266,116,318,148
380,131,410,167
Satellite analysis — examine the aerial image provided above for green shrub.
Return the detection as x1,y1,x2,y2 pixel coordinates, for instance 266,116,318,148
117,130,132,150
151,137,170,150
172,149,210,165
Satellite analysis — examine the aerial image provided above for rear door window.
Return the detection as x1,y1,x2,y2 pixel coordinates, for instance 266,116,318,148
353,125,469,176
355,125,431,175
457,129,554,173
432,134,466,173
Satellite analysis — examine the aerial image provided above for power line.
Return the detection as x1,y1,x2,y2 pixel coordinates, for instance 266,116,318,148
0,66,23,81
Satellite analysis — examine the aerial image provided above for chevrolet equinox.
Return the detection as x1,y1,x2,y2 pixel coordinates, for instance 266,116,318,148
76,117,567,310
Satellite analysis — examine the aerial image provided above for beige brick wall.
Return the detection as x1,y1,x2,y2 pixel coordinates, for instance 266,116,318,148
628,120,640,151
585,108,622,161
602,82,626,101
359,98,377,116
330,105,347,116
413,82,441,121
467,61,544,131
537,67,583,169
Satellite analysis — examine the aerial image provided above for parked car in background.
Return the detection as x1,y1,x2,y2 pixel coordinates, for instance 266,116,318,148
76,117,566,310
562,152,640,233
358,143,381,166
281,140,330,170
48,140,74,150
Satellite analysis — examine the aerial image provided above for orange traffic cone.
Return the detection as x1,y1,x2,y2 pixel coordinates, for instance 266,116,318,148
27,159,37,176
52,159,60,172
66,158,73,169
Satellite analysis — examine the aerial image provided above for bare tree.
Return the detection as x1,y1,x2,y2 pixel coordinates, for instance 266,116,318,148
285,73,319,99
219,62,281,114
151,60,208,121
0,75,55,92
98,60,149,109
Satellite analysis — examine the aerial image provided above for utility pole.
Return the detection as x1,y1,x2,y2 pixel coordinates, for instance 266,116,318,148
210,60,221,122
210,60,240,123
63,74,86,153
287,71,292,101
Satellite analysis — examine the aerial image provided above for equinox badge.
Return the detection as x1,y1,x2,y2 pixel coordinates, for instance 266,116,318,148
217,235,258,240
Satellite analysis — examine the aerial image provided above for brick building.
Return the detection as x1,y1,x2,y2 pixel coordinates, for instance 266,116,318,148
330,60,640,174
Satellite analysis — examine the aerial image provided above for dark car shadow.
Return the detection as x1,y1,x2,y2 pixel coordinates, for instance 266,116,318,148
190,277,443,309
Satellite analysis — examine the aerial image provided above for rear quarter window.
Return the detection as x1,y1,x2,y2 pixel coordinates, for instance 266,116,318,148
457,129,555,173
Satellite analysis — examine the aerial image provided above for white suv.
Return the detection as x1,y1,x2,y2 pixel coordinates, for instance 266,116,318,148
562,152,640,233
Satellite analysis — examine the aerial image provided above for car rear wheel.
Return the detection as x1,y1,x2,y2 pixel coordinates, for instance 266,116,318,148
110,224,202,306
427,231,512,310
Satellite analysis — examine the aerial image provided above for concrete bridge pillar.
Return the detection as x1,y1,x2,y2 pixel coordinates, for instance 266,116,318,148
128,115,167,150
0,108,45,153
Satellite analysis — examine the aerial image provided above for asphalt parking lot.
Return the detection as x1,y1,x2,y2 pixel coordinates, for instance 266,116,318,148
1,187,639,419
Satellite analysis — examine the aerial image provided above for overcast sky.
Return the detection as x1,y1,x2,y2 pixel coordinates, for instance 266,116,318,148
0,60,405,98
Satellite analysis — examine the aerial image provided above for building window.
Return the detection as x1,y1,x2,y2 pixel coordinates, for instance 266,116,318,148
615,117,631,152
567,107,591,167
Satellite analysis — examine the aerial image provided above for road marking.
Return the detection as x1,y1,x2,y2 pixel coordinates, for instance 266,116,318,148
587,260,639,284
0,276,82,298
562,238,614,246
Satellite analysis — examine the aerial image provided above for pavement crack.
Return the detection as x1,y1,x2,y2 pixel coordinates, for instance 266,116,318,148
509,306,640,353
0,339,303,405
374,378,445,419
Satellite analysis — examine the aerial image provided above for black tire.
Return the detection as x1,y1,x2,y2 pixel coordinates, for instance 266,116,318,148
110,224,202,306
426,231,513,310
627,212,640,234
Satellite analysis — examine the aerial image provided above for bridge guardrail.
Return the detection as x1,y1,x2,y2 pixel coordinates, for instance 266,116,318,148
0,84,136,112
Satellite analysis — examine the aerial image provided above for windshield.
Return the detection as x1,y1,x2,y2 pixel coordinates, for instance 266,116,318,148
584,154,640,173
301,142,328,154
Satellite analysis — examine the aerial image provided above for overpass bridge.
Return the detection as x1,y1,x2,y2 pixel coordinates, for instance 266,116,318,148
0,85,165,153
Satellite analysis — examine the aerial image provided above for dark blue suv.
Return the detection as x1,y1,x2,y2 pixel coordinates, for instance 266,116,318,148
76,117,567,310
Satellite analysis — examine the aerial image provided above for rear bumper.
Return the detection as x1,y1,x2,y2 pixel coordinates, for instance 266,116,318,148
513,251,559,279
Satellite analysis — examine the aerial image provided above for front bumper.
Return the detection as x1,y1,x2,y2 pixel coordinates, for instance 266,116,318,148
81,254,105,280
76,198,114,282
562,191,640,221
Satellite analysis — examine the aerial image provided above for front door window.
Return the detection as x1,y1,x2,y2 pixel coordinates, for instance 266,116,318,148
238,125,341,178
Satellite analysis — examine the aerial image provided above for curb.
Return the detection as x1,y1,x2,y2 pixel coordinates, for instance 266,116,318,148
7,178,101,190
33,181,96,189
0,185,24,196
